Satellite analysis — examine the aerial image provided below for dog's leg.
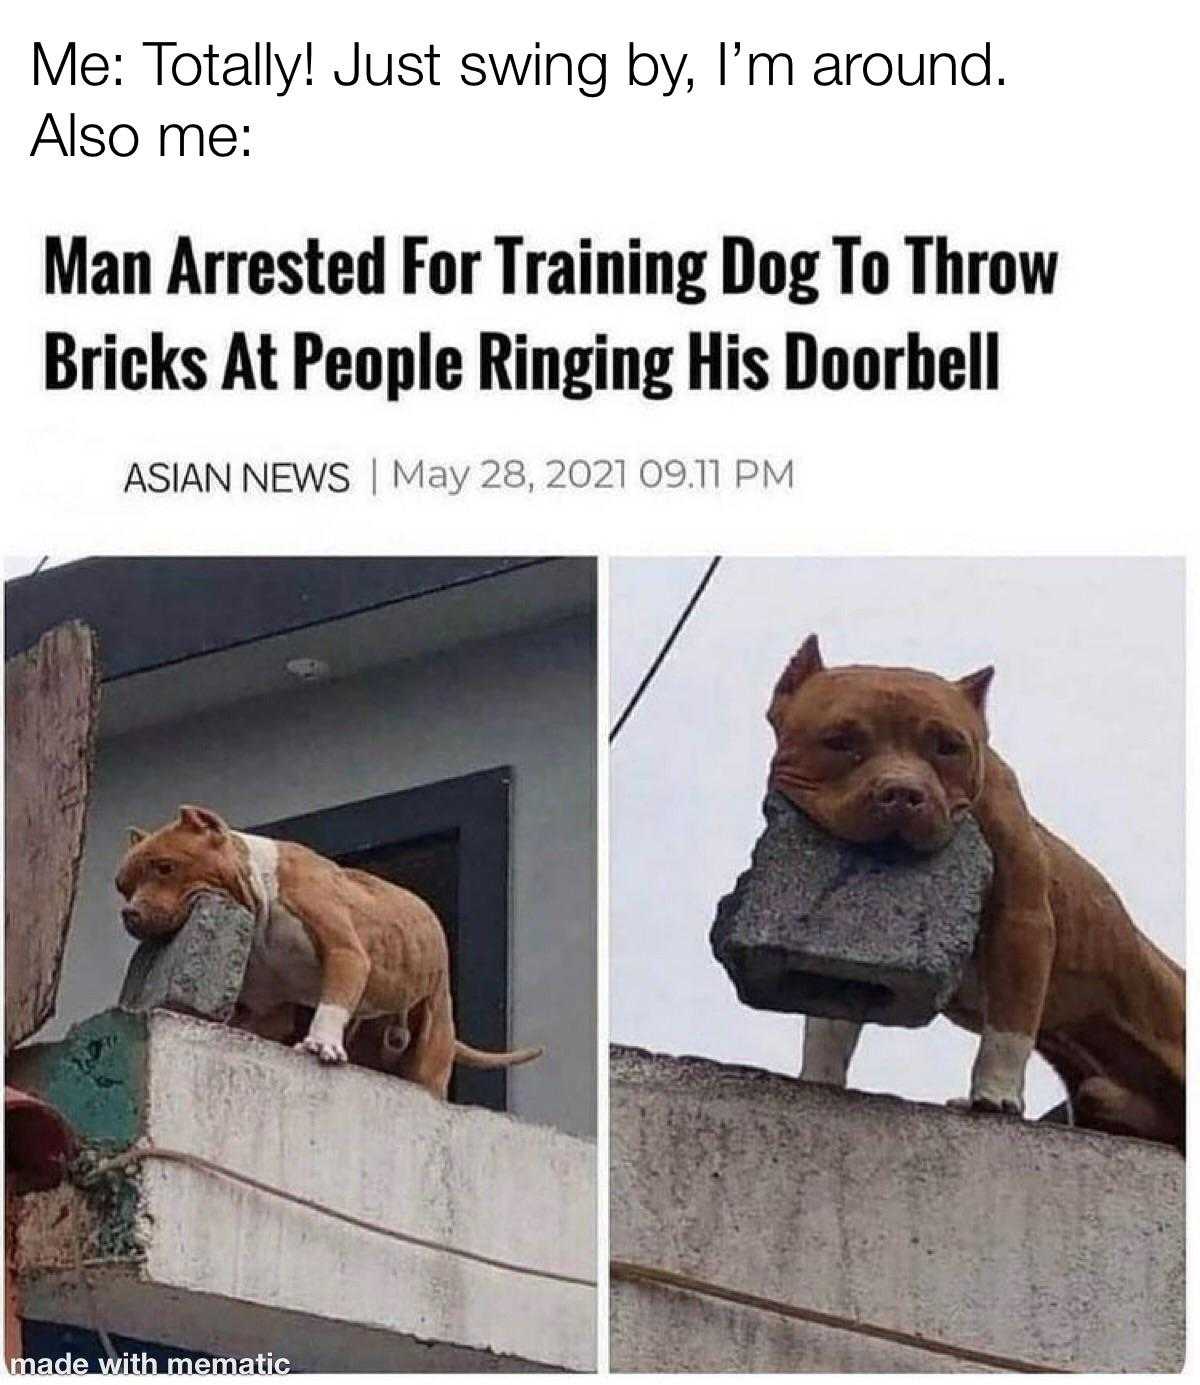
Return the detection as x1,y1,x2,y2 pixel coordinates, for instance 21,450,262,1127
963,751,1056,1116
967,894,1054,1115
287,908,371,1065
964,1026,1038,1114
801,1017,862,1086
396,989,456,1099
1074,1076,1183,1147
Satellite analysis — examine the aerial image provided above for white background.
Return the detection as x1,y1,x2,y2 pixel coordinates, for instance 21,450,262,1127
1,2,1196,558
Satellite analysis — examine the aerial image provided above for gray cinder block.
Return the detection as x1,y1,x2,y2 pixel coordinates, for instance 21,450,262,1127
118,891,255,1022
711,793,992,1027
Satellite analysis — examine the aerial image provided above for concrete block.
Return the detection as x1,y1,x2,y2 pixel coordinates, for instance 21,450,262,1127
610,1046,1184,1373
13,1010,596,1372
118,891,254,1022
711,792,992,1027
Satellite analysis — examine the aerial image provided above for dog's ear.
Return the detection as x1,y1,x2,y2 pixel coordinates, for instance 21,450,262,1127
177,805,228,836
768,634,824,729
127,826,149,846
957,665,995,713
775,634,824,697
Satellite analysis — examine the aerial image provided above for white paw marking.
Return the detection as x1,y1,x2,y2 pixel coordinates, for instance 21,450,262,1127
296,1035,348,1064
297,1002,351,1066
947,1095,1022,1116
968,1028,1033,1116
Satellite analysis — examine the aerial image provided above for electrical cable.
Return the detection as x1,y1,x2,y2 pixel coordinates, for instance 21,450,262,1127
80,1144,596,1290
609,556,721,742
610,1258,1073,1373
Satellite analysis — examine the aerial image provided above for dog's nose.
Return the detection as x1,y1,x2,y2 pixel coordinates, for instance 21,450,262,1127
871,778,928,813
122,907,142,928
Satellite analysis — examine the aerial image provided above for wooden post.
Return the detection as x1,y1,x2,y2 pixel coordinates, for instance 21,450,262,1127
5,621,99,1051
5,620,97,1365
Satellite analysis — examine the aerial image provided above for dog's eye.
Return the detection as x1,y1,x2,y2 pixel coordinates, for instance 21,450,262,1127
821,732,858,754
154,860,175,877
934,734,966,757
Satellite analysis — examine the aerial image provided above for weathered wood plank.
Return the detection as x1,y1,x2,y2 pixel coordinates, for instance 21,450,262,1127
5,621,99,1050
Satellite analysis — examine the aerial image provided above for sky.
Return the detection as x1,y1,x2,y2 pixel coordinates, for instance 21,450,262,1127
4,556,76,579
609,557,1185,1117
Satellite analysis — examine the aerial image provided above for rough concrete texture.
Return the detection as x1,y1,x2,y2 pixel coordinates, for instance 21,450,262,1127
118,891,255,1022
610,1045,1184,1374
17,1011,596,1371
711,792,992,1026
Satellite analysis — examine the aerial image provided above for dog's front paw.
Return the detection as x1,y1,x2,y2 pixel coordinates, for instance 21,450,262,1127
970,1093,1023,1116
964,1030,1031,1119
296,1035,348,1065
947,1093,1023,1117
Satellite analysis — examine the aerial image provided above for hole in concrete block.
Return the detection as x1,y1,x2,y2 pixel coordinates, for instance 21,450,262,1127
781,971,895,1014
726,947,897,1019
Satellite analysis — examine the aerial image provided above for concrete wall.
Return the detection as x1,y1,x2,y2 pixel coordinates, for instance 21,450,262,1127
51,614,596,1137
611,1046,1184,1373
15,1012,596,1371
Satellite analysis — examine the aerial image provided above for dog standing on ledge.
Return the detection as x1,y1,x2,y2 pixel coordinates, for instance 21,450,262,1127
768,636,1184,1150
116,807,542,1098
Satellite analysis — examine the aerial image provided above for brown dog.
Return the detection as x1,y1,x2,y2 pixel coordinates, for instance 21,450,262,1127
116,807,542,1098
768,636,1184,1150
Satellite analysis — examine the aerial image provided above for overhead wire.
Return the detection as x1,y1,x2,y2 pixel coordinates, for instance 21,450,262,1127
609,556,721,742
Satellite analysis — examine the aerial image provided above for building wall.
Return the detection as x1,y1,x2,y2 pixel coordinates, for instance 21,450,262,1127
52,614,596,1137
16,1011,596,1372
611,1046,1184,1373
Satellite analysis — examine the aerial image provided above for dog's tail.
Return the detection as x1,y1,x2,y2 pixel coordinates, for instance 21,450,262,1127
454,1039,544,1069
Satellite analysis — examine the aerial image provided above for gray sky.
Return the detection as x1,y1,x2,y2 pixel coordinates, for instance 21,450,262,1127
4,556,77,580
610,558,1185,1116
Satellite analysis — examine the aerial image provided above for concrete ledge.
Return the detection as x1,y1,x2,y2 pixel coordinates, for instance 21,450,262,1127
610,1045,1183,1373
12,1012,596,1371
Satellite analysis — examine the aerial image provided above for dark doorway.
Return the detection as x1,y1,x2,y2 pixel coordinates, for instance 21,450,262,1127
252,768,512,1110
340,831,460,959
